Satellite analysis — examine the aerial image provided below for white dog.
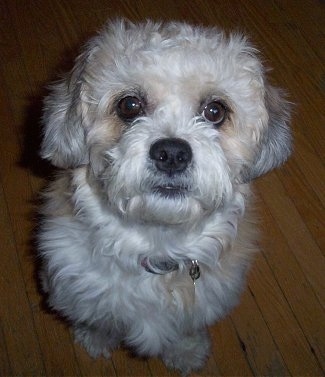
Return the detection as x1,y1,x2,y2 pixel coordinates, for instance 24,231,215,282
38,19,292,374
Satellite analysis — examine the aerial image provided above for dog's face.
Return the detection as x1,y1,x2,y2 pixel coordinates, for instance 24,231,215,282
42,20,291,224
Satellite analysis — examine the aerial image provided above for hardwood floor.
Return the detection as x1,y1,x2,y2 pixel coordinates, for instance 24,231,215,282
0,1,324,376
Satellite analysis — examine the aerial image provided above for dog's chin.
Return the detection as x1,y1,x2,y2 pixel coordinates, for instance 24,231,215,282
116,191,206,225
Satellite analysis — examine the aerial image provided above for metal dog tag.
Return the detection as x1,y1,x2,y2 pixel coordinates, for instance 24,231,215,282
189,260,200,284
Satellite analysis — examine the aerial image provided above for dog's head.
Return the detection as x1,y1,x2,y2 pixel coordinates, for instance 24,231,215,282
41,19,292,224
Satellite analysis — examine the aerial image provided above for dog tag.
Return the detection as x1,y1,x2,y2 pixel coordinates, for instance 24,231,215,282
189,260,200,284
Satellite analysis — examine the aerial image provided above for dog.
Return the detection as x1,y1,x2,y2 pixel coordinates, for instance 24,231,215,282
38,19,292,374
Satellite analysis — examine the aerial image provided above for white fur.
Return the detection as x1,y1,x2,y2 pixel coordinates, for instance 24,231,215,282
39,19,291,374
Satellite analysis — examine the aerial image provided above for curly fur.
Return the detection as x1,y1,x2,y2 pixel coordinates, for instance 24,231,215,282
38,19,292,374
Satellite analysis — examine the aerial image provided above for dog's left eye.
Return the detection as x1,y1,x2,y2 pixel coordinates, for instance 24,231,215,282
202,101,227,126
117,96,143,120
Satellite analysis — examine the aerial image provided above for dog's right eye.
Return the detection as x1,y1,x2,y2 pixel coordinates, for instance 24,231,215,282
117,96,143,120
202,100,228,127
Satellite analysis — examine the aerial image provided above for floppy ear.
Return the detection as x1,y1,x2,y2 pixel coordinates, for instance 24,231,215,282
41,52,90,168
241,85,292,182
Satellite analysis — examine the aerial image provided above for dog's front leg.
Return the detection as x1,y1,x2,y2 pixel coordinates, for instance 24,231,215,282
161,329,211,376
73,323,122,359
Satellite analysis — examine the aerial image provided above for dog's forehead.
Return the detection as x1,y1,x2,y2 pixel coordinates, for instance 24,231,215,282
87,23,265,109
137,66,216,105
110,48,243,102
117,52,261,113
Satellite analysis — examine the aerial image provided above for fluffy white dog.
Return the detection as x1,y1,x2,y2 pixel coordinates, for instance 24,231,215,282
38,19,292,374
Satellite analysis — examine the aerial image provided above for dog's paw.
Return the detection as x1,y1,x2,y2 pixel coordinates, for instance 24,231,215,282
162,331,210,376
73,325,119,359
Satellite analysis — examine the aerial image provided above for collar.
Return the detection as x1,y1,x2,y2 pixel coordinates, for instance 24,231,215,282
141,256,200,282
141,256,180,274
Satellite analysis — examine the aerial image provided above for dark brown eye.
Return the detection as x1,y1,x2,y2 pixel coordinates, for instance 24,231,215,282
203,101,227,126
117,96,143,120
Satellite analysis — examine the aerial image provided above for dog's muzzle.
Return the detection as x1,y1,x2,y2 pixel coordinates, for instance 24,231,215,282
149,138,192,197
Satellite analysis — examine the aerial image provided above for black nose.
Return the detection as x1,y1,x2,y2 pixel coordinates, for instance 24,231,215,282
149,138,192,175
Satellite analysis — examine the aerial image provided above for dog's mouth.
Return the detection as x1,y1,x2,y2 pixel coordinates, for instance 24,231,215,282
153,185,188,199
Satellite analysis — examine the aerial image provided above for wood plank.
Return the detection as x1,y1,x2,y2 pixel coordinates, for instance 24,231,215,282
257,190,325,370
0,175,45,375
231,286,290,376
0,322,12,376
249,251,323,375
270,0,325,63
0,5,83,375
276,161,325,253
211,318,254,376
287,134,325,207
0,20,45,369
256,173,325,305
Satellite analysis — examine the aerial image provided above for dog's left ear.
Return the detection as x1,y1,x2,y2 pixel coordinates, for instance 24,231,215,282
241,85,292,182
40,47,92,169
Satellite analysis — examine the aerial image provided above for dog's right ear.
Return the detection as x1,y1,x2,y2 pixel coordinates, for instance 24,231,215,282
41,51,90,169
240,85,292,182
